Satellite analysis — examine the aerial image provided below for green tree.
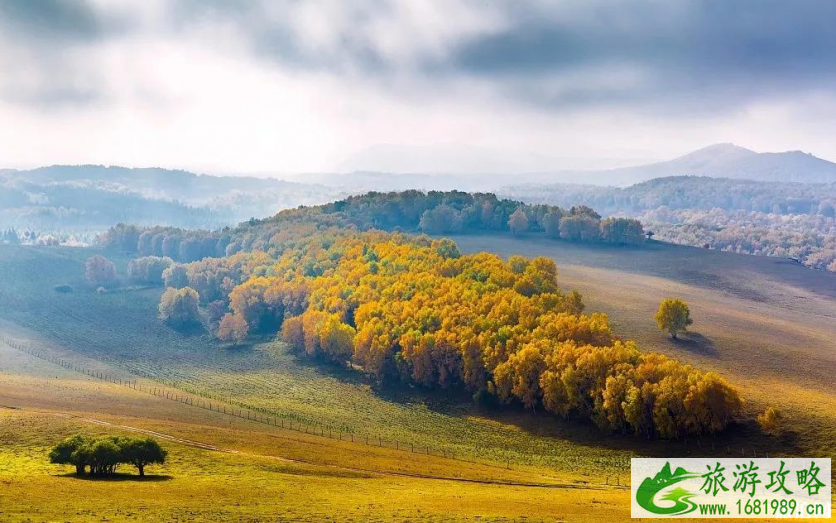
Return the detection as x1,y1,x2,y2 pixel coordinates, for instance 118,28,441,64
542,211,561,239
49,435,90,475
120,437,167,476
655,298,693,339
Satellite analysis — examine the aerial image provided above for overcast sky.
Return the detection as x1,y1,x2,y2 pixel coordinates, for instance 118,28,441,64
1,0,835,175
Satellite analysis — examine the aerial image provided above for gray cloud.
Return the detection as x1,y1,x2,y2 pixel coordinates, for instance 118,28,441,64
446,0,836,111
1,0,835,117
0,0,101,41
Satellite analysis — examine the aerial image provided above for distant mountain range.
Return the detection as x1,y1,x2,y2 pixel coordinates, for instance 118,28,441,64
299,143,836,190
3,143,835,238
0,165,343,236
556,143,836,186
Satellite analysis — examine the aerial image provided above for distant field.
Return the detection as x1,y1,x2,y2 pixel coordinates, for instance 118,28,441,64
452,233,836,459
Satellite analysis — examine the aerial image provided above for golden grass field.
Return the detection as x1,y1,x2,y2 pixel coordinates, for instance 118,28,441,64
0,339,631,523
1,239,835,521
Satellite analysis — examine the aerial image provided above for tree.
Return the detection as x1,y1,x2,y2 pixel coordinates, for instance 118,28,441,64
120,438,167,476
158,287,200,326
655,298,693,339
559,216,600,242
127,256,173,285
542,211,561,239
217,313,249,345
508,208,529,236
85,255,117,288
600,218,644,245
162,263,189,288
49,435,90,475
83,438,122,476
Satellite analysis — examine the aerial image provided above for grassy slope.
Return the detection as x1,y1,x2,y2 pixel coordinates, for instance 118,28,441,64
452,233,836,458
0,245,644,474
2,240,835,521
0,342,629,523
0,242,825,465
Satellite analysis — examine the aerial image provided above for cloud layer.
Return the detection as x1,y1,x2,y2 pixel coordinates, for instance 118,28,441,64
0,0,835,173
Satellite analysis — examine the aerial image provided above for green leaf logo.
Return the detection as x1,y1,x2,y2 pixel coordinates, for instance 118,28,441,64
636,462,700,515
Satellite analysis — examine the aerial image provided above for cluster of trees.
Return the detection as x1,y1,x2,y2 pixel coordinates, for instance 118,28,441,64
100,224,231,262
127,256,173,285
207,232,740,438
49,435,166,476
1,229,20,245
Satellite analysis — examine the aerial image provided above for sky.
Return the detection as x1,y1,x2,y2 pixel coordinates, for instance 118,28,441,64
0,0,835,176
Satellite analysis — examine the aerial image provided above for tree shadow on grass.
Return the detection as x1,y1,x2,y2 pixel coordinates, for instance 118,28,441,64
670,331,719,357
58,473,173,482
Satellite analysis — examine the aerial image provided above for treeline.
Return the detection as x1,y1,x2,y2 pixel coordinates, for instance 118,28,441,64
503,176,836,216
176,232,740,438
641,208,836,272
100,191,645,262
49,435,166,476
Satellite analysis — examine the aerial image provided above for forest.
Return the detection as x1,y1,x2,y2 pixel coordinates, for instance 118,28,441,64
503,177,836,272
98,192,741,439
160,231,740,438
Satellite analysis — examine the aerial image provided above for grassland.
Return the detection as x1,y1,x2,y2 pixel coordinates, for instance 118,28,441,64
1,239,835,521
0,341,631,523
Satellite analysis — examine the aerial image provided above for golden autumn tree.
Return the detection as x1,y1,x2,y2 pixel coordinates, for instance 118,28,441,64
217,313,248,345
655,298,693,339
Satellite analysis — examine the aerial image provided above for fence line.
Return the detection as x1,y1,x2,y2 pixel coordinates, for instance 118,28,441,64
1,335,632,486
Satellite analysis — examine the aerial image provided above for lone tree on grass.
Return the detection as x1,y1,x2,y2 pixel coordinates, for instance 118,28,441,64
655,298,693,339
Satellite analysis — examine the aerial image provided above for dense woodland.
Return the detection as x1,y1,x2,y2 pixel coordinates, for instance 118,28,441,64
99,191,645,262
163,231,739,438
97,192,745,439
503,177,836,272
